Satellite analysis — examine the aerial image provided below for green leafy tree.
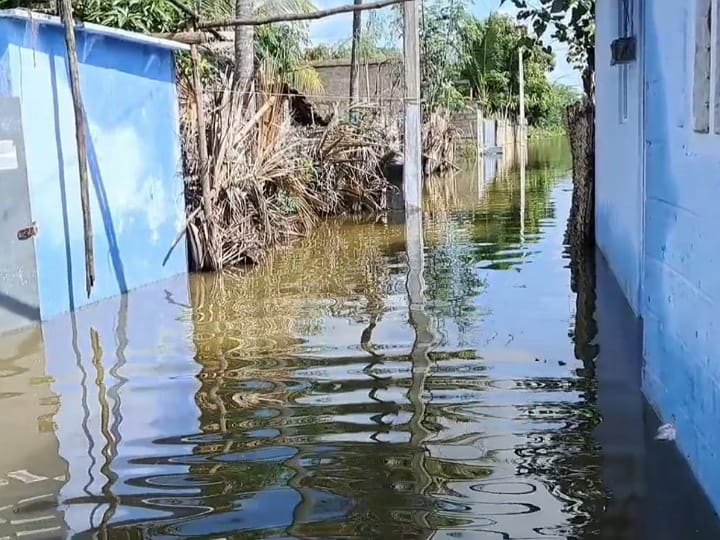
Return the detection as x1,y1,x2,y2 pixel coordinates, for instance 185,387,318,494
74,0,182,33
541,82,580,128
419,0,469,111
501,0,595,98
71,0,323,93
458,13,555,123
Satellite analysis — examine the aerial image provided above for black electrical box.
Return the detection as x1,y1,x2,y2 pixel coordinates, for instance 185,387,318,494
611,37,637,65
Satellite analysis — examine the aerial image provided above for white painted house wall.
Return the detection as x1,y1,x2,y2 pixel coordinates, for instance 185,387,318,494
595,0,645,314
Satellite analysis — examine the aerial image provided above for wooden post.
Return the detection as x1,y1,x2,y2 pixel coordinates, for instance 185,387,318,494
190,45,214,268
403,0,421,213
518,47,526,152
59,0,94,297
349,0,362,104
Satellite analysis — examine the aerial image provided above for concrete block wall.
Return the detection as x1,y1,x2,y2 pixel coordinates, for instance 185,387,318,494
642,0,720,510
596,0,720,515
309,58,404,117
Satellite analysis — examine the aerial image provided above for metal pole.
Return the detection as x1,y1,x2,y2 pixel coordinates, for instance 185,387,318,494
518,47,526,151
403,0,422,213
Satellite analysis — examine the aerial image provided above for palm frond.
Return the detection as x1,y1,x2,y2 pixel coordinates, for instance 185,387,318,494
255,0,316,17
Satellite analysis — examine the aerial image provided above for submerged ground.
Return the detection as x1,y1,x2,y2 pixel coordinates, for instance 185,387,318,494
1,138,719,539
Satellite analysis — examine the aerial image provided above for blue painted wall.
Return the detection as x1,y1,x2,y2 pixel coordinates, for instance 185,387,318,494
0,14,187,322
597,0,720,514
642,0,720,511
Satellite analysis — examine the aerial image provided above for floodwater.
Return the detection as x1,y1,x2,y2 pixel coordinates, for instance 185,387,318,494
1,139,720,539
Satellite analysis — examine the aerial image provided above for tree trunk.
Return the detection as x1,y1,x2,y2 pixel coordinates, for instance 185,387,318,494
235,0,255,104
564,98,595,248
349,0,362,103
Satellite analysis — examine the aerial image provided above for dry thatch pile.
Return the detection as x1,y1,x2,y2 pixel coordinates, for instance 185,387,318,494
180,73,395,271
423,112,459,176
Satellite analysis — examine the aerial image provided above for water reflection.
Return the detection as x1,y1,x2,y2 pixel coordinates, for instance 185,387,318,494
1,138,719,538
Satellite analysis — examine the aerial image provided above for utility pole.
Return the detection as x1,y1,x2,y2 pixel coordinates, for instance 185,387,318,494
403,0,422,213
518,47,526,153
349,0,362,103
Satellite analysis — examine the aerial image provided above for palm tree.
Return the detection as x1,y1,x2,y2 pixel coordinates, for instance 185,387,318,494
234,0,255,100
200,0,324,94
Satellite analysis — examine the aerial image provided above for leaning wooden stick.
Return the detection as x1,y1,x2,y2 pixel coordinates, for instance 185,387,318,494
59,0,95,296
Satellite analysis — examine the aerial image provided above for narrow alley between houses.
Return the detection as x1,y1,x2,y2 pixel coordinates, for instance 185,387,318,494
1,139,718,539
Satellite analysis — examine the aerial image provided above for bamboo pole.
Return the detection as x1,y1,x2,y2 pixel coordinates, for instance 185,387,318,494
197,0,412,29
59,0,94,296
190,45,214,268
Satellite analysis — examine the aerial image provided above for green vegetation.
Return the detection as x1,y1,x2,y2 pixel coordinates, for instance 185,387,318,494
74,0,182,32
68,0,324,92
501,0,595,97
306,1,580,127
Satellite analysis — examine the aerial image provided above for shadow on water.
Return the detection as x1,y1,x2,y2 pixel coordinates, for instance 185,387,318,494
0,138,719,538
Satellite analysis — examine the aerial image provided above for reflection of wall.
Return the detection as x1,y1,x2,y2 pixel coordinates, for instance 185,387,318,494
43,274,199,534
0,10,187,325
0,326,68,538
593,252,645,539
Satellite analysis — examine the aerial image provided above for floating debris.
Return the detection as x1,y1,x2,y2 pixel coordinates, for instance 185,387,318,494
655,422,676,441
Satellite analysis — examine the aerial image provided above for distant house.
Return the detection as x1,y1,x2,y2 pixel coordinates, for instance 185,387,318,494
596,0,720,511
0,9,188,335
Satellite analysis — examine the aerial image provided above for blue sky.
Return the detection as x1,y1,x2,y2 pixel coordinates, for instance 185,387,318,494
307,0,581,88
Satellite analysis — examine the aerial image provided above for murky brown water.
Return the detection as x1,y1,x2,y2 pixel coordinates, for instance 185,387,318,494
2,138,719,539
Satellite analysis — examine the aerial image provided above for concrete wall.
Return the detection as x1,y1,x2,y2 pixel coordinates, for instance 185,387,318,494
0,96,41,334
641,0,720,512
595,0,644,314
309,58,403,116
0,12,187,327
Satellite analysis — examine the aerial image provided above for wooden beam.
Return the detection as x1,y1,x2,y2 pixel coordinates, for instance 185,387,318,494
197,0,412,29
59,0,95,297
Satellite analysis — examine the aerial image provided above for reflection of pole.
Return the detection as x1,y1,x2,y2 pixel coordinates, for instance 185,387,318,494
404,210,433,526
518,47,526,152
89,328,120,539
520,147,526,244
